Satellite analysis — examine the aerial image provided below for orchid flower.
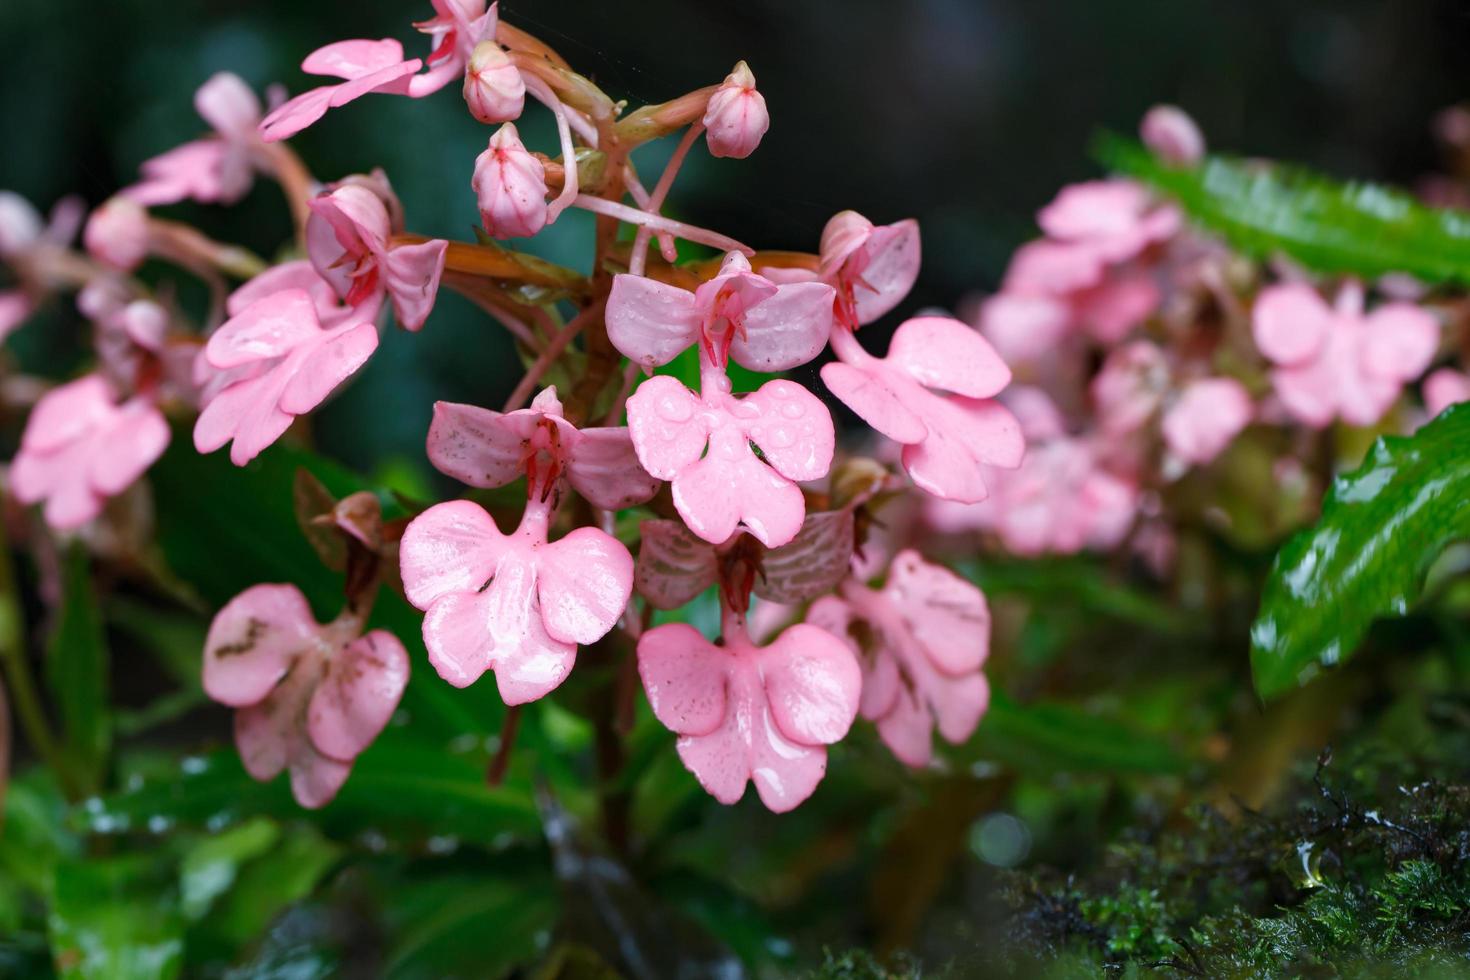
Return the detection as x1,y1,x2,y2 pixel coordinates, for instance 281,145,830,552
10,374,170,530
306,183,446,331
0,191,84,342
1252,281,1439,428
807,550,990,768
979,180,1180,349
203,583,409,809
626,370,834,549
607,251,834,372
193,288,380,465
927,434,1137,556
823,315,1024,502
399,389,636,700
426,387,658,510
638,610,860,812
125,73,266,207
818,211,921,329
1160,377,1253,466
260,1,500,141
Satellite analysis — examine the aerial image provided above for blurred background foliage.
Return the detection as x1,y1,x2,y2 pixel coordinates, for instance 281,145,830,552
4,0,1470,977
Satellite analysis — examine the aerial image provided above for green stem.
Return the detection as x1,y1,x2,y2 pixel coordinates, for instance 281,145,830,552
0,520,80,799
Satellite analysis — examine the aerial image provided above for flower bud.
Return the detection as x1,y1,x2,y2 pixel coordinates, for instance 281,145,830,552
194,72,262,140
702,61,769,159
0,192,42,257
472,123,548,239
1139,105,1204,166
463,41,525,125
84,197,150,271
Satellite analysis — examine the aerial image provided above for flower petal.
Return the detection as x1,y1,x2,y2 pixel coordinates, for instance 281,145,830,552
536,526,634,645
634,519,718,610
886,316,1012,399
399,500,507,609
729,281,835,372
636,623,729,737
606,275,701,368
760,623,861,746
1252,284,1331,366
307,629,409,761
203,583,319,708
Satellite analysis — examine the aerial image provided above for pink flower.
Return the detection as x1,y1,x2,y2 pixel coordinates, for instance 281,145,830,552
307,184,446,330
463,40,524,124
1036,180,1181,262
929,436,1137,556
1252,282,1439,427
982,181,1179,347
10,375,169,530
702,61,769,159
818,211,921,328
472,123,548,239
398,499,633,700
637,618,860,811
626,373,834,548
636,509,855,610
125,73,265,207
1140,104,1205,166
1424,367,1470,419
193,288,379,465
1091,341,1170,437
1161,377,1252,466
426,387,658,510
808,550,990,768
83,197,150,271
607,251,834,371
202,583,408,809
823,316,1024,502
259,2,500,141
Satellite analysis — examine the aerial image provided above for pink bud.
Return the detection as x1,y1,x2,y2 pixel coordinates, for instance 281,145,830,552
472,123,548,238
84,197,150,271
463,41,525,124
0,192,42,257
1139,105,1205,165
703,62,769,159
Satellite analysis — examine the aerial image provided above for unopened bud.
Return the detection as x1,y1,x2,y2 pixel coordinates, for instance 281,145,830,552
703,61,769,159
472,123,548,239
1140,105,1205,166
84,197,150,271
463,41,526,125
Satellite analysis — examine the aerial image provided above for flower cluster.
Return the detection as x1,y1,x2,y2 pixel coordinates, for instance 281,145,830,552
11,6,1460,818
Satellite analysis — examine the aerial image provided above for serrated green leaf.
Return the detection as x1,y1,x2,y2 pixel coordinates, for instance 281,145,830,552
1097,133,1470,285
46,547,109,792
1250,404,1470,700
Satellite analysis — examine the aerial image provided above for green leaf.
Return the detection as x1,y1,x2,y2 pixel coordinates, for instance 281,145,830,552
966,557,1198,636
969,691,1185,775
205,823,342,947
381,870,558,980
48,856,184,980
179,817,281,921
46,547,110,792
75,739,540,847
1250,404,1470,700
1096,133,1470,285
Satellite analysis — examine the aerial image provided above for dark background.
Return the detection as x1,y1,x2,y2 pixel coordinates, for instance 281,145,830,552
2,0,1467,479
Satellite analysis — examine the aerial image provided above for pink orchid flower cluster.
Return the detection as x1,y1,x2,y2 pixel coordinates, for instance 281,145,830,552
0,2,1017,813
915,105,1456,566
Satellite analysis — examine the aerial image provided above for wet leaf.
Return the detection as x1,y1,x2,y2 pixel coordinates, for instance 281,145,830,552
74,739,540,847
48,856,184,980
1098,133,1470,285
1251,405,1470,699
381,869,557,980
179,817,280,921
46,547,110,793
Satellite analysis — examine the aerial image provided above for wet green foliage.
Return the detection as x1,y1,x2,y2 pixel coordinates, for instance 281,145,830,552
1097,134,1470,285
